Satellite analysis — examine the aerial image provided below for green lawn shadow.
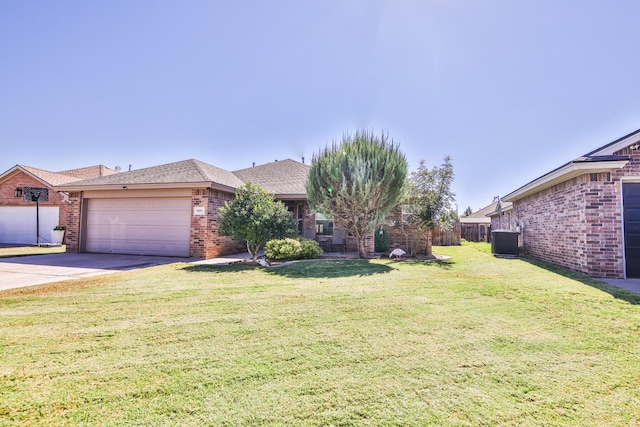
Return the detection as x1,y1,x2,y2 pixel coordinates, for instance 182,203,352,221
182,259,395,278
265,259,395,278
522,257,640,305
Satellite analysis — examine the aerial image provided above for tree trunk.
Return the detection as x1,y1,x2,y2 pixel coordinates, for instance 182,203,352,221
357,235,367,258
425,232,433,256
247,242,260,262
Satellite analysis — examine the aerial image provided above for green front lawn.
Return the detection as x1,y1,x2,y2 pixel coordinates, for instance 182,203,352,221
1,244,639,426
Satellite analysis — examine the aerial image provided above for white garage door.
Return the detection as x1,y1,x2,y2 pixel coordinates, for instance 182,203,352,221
0,206,60,244
86,198,191,257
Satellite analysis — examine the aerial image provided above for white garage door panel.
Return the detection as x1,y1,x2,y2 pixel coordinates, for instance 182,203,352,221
0,206,59,244
86,198,191,257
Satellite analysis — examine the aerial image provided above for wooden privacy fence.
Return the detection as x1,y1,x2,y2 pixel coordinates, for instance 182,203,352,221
431,222,461,246
461,224,491,242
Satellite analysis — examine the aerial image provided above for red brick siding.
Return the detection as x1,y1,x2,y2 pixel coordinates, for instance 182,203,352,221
65,192,83,252
202,189,245,258
512,146,640,278
0,171,69,233
490,210,515,231
381,206,429,255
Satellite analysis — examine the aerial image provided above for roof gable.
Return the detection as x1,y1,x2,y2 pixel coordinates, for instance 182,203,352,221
0,165,83,187
503,128,638,202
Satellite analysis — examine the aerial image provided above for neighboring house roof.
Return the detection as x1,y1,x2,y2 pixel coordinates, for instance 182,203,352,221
486,200,513,218
233,159,310,199
57,165,119,180
459,202,498,224
0,164,121,189
0,165,83,187
502,128,638,202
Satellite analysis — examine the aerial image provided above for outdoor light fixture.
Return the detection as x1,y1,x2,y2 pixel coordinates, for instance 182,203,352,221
14,187,22,198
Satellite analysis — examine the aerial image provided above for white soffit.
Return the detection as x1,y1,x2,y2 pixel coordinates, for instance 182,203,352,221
503,159,629,202
588,130,640,156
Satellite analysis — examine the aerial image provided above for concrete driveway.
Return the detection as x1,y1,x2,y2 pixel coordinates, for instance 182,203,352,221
0,253,188,291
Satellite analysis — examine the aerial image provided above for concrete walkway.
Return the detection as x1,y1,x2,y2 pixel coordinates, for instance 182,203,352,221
601,278,640,294
0,253,187,291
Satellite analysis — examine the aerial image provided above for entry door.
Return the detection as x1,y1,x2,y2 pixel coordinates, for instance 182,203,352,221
623,183,640,278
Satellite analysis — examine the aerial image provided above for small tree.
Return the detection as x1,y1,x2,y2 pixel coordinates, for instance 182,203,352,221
405,156,456,254
306,130,408,257
217,182,297,262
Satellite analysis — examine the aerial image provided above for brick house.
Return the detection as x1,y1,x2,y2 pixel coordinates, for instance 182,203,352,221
54,158,427,259
460,201,500,242
487,199,514,233
0,164,117,244
502,128,640,279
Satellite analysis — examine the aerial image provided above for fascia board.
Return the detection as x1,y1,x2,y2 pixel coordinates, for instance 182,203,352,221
503,159,629,202
274,193,307,200
588,131,640,156
54,181,237,193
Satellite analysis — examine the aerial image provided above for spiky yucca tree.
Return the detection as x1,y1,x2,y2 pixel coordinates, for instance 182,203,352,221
306,130,408,258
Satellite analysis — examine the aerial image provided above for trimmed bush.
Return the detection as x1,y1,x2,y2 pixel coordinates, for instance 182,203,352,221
265,238,322,260
297,238,323,259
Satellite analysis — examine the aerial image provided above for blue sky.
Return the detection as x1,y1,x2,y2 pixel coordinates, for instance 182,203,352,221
2,1,639,212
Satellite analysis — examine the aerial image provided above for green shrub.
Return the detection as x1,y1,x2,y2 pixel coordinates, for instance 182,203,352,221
297,238,323,259
265,238,322,260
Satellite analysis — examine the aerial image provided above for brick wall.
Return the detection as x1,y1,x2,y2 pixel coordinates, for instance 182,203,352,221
490,210,515,231
512,146,640,278
0,171,70,235
65,192,82,252
381,205,429,255
202,189,245,258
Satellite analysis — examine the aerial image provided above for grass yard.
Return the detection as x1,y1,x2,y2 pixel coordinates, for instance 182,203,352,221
1,243,639,426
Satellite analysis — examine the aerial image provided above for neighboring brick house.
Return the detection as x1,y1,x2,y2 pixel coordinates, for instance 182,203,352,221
54,158,424,259
487,199,514,232
502,128,640,279
0,164,117,244
460,201,498,242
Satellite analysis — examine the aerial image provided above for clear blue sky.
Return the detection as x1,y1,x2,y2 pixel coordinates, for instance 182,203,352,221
2,0,639,212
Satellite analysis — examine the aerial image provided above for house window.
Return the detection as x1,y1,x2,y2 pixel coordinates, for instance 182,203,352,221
296,204,304,235
401,205,416,222
315,213,334,236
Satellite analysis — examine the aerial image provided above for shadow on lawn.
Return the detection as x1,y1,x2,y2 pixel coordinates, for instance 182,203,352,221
182,259,394,278
522,258,640,305
267,259,395,278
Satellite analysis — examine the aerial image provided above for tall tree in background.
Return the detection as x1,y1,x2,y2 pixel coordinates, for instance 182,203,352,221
405,156,456,254
306,130,408,258
463,206,474,217
218,182,297,262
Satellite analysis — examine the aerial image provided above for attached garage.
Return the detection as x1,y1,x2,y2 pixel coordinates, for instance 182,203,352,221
623,183,640,278
0,206,59,244
85,198,191,257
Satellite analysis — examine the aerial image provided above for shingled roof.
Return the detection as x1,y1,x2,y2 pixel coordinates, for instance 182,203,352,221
55,159,245,191
0,165,81,187
233,159,310,197
57,165,119,180
459,202,497,225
